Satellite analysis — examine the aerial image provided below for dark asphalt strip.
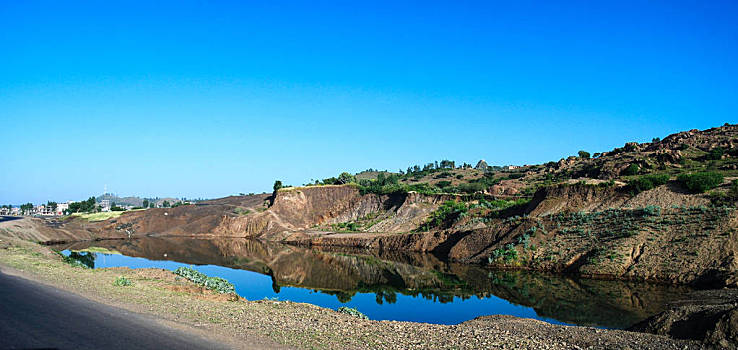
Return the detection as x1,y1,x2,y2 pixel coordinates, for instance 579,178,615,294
0,270,230,350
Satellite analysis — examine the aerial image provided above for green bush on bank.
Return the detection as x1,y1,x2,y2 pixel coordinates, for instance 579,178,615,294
471,198,531,211
337,306,369,320
623,163,640,176
678,172,724,193
174,266,236,294
113,276,133,286
418,200,468,231
626,174,670,194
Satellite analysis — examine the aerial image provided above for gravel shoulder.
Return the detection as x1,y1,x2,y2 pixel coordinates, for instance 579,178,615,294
0,238,699,349
0,268,235,350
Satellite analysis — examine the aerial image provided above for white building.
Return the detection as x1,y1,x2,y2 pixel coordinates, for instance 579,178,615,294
34,205,57,216
56,202,70,215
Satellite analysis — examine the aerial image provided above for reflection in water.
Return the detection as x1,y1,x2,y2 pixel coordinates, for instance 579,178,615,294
54,237,690,328
63,251,95,269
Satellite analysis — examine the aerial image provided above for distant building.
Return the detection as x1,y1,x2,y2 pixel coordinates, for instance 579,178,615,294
56,202,70,215
34,205,59,216
99,199,111,212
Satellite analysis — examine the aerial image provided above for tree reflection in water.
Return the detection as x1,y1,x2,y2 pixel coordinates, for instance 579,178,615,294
63,251,95,269
53,237,694,328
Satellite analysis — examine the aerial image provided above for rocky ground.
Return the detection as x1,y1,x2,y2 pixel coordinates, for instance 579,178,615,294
0,238,700,349
630,289,738,349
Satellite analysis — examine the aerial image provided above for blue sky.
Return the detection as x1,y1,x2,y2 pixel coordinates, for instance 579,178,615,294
1,1,736,204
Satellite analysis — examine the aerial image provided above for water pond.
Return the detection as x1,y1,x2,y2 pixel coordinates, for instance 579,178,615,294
54,237,690,327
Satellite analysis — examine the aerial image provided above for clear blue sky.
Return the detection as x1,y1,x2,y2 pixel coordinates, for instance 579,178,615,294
1,1,736,204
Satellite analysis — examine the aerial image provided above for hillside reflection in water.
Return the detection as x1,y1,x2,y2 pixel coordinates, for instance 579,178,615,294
54,237,689,327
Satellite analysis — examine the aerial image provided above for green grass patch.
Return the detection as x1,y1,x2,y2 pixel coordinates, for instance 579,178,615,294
70,209,144,222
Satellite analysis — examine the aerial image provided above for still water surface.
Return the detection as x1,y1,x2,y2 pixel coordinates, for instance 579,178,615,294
55,237,689,327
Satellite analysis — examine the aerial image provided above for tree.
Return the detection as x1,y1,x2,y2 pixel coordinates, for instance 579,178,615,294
20,203,33,215
337,172,355,184
273,180,283,192
142,199,149,208
678,172,724,193
578,150,590,159
162,201,171,208
68,196,97,213
47,201,58,212
88,196,96,207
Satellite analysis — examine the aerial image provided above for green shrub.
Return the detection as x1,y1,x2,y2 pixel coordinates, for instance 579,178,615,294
174,266,236,294
419,201,468,231
337,306,368,320
455,182,485,193
627,174,669,194
113,276,132,286
436,180,452,189
623,163,640,176
707,147,725,160
678,172,724,193
473,198,530,211
204,276,234,293
488,244,518,263
234,207,251,215
641,205,661,216
332,222,359,232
